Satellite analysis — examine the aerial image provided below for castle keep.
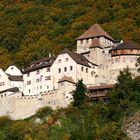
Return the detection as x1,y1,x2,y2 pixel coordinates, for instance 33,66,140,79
0,24,139,120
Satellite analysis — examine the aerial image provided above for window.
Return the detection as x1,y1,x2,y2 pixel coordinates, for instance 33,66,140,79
81,40,83,44
58,68,61,73
47,85,49,89
46,67,50,72
45,76,51,80
27,81,31,85
27,73,30,77
65,58,69,62
81,67,83,71
70,66,73,71
58,59,61,63
36,78,40,82
86,39,88,43
61,82,64,86
0,82,5,86
64,67,67,72
91,71,94,76
40,86,42,89
86,68,88,73
29,89,31,93
36,70,39,75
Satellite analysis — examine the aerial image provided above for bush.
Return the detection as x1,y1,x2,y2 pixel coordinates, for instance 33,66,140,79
36,106,53,118
0,116,11,128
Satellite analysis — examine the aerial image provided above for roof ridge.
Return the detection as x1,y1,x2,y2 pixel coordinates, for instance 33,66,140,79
77,23,115,41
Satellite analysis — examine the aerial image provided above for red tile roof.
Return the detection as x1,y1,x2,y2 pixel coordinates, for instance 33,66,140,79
89,38,102,48
88,84,114,90
61,49,97,67
58,75,75,84
110,41,140,51
23,56,56,73
77,24,115,41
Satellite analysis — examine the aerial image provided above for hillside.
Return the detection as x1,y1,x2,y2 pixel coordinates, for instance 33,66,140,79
0,0,140,69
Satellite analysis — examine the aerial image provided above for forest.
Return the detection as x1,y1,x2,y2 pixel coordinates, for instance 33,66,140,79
0,0,140,69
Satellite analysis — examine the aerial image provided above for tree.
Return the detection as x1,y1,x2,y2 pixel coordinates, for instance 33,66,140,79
73,79,87,107
136,57,140,72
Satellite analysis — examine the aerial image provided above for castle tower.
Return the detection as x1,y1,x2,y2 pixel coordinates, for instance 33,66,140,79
76,24,116,65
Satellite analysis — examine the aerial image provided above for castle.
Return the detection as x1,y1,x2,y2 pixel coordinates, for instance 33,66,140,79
0,24,139,120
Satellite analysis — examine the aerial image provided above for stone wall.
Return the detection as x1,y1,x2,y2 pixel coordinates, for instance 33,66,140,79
0,86,74,120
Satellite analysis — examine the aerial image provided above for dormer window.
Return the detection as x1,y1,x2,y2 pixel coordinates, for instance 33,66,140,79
39,62,42,65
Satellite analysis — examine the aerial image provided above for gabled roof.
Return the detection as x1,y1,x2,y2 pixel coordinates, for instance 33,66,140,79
58,75,75,84
60,49,97,67
77,24,115,42
110,41,140,51
23,56,56,73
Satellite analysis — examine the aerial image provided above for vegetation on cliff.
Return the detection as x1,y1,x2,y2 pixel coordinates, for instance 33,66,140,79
0,68,139,140
0,0,140,69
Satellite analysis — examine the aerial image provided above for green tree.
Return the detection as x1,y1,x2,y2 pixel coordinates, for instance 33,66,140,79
73,79,86,107
136,57,140,72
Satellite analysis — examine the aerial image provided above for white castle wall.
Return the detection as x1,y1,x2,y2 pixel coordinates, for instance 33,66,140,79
108,55,139,84
0,81,75,120
77,39,92,53
76,64,97,86
0,69,11,91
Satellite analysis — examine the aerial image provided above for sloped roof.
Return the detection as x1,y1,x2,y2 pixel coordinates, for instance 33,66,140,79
8,75,23,81
77,24,115,41
110,41,140,51
58,75,75,84
88,84,114,90
61,49,97,67
23,56,56,73
0,87,19,94
89,38,103,49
